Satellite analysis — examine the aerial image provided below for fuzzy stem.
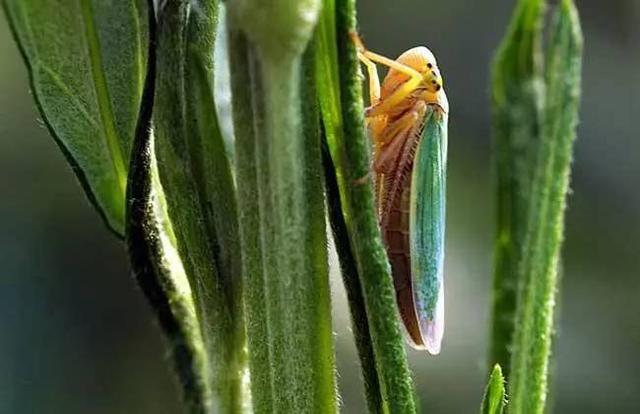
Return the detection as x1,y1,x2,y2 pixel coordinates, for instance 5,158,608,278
324,0,419,412
508,1,582,412
314,0,384,411
228,1,337,412
489,0,545,376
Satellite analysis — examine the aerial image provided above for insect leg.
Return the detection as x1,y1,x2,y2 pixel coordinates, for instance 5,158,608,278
350,32,381,105
358,50,423,118
356,53,381,105
351,32,422,113
361,50,422,81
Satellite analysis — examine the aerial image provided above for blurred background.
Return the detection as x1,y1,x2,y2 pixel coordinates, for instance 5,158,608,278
1,1,638,413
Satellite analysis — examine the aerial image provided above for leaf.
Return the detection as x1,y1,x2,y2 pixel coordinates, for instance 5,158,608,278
125,22,210,408
321,136,384,414
489,0,545,374
314,1,384,412
153,1,246,412
127,138,211,414
508,1,582,413
3,0,148,235
317,0,420,412
481,365,506,414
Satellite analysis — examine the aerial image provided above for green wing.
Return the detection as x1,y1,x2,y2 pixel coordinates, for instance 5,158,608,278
409,105,448,355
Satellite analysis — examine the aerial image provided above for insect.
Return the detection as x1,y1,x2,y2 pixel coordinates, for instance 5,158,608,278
353,34,449,355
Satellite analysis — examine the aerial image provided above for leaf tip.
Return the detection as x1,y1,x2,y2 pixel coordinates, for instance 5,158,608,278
481,364,507,414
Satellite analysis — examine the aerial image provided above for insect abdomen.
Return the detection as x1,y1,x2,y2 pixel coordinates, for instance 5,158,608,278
383,177,424,347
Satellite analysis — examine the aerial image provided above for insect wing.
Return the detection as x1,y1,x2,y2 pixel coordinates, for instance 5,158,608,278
409,106,448,355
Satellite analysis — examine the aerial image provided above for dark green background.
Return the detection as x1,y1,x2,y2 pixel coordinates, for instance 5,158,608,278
1,1,638,412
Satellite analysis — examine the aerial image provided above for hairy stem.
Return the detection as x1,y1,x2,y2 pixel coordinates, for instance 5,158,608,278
508,1,582,412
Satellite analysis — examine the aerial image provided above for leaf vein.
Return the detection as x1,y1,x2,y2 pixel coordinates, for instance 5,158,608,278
79,0,128,197
36,64,100,128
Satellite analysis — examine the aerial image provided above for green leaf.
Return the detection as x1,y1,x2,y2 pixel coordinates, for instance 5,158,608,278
508,1,582,413
314,1,383,412
153,1,246,412
481,365,506,414
127,136,211,413
125,20,210,408
489,0,545,374
321,138,384,414
318,0,420,412
228,2,337,412
3,0,148,235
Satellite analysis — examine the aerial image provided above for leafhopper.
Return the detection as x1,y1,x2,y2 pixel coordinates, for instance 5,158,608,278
354,34,449,355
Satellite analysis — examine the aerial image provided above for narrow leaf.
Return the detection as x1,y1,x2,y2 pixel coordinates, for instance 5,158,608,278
314,1,384,412
3,0,148,234
127,140,211,414
489,0,545,374
481,365,506,414
508,1,583,413
125,14,210,407
321,137,384,414
153,1,245,412
325,0,419,412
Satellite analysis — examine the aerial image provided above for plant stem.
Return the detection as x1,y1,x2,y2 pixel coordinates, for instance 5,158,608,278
508,1,582,412
227,26,270,414
322,136,384,414
489,0,545,376
323,0,419,412
228,1,337,412
314,0,384,411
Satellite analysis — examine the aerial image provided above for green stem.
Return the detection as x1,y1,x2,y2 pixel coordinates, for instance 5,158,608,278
228,27,270,414
508,1,582,412
489,0,545,376
322,137,384,414
228,1,337,412
314,0,384,411
261,52,336,413
326,0,418,412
